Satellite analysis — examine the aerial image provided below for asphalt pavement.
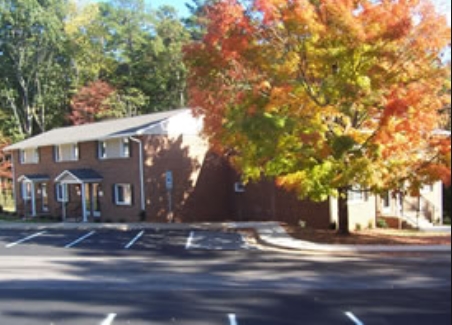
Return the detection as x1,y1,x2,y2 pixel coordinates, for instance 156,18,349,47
0,228,252,256
0,225,451,325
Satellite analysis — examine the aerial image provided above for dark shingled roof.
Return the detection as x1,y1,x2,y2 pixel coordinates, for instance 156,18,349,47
55,169,103,183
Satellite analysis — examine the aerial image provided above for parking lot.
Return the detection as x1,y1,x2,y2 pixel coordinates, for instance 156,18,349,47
0,228,254,256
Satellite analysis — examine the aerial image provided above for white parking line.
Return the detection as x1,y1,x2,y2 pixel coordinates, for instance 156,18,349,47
185,231,195,250
64,231,96,248
124,230,145,249
345,312,364,325
228,313,238,325
100,313,117,325
6,231,47,248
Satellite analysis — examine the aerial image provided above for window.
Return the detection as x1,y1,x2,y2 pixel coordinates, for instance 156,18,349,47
98,138,131,159
114,184,132,206
21,182,32,200
348,186,367,203
55,144,79,162
382,191,391,212
56,184,69,202
121,138,130,158
421,184,434,194
98,141,107,159
20,148,39,164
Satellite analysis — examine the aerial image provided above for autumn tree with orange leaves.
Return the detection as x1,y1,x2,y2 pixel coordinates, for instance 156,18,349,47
185,0,452,234
69,81,116,125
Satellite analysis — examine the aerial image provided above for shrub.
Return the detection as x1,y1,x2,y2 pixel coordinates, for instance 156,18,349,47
377,218,389,229
355,223,362,232
367,220,374,230
444,217,451,226
329,221,337,230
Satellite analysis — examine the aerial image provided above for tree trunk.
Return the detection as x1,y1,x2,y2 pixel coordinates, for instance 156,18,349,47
338,187,350,235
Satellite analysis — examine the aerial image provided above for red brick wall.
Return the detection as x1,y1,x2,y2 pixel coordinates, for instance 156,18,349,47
232,178,331,228
13,136,331,227
12,141,142,222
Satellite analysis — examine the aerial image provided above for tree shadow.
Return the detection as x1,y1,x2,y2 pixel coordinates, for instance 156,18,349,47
143,135,234,223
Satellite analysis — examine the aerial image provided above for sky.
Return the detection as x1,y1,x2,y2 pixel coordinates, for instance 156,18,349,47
78,0,451,22
148,0,451,22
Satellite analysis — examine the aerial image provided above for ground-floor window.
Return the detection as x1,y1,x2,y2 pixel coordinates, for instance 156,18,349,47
114,184,132,206
382,191,391,212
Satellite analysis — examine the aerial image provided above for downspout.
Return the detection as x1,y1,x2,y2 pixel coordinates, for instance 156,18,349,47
11,152,17,213
129,137,145,212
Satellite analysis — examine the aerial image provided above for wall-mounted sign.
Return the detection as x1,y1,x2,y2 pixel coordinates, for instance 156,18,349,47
166,171,173,191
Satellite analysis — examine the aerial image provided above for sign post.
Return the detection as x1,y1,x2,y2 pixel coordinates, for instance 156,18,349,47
166,171,174,222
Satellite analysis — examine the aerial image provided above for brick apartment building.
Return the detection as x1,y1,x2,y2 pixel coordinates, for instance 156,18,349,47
4,109,445,230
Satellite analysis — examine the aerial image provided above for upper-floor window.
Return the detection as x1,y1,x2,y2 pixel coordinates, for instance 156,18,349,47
98,138,131,160
55,144,79,162
20,148,39,164
348,185,368,203
421,184,435,194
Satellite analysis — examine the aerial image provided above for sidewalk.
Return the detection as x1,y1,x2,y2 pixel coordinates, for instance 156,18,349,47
0,220,450,253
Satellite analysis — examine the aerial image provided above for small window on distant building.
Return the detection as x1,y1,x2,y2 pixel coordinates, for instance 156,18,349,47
121,138,130,158
348,186,367,203
98,138,130,159
98,141,107,159
382,191,391,211
421,184,434,194
20,148,39,164
114,184,132,206
55,144,79,162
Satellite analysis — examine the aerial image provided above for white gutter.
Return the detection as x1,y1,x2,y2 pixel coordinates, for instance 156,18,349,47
129,137,145,212
11,153,17,213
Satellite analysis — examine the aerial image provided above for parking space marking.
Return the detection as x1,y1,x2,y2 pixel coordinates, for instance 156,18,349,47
345,312,364,325
100,313,117,325
185,231,195,250
228,313,238,325
124,230,145,249
5,231,47,248
65,231,96,248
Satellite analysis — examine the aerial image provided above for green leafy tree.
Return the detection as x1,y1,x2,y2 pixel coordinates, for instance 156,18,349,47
0,0,70,136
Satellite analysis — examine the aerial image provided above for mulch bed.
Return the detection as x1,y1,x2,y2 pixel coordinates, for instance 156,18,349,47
281,225,451,246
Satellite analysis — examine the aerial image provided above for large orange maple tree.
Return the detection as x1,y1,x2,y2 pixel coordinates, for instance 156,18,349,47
185,0,452,233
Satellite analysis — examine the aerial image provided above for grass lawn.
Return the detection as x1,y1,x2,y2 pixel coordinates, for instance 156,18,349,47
282,225,451,246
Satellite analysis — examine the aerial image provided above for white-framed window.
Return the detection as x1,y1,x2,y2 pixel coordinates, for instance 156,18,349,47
55,144,79,162
382,191,391,213
114,184,132,206
348,186,367,203
421,184,434,194
20,148,39,164
98,138,130,160
21,181,32,200
121,138,130,158
234,182,246,193
98,141,107,159
56,183,69,203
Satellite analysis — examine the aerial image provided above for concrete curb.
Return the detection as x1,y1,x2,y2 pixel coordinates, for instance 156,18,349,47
0,221,450,253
